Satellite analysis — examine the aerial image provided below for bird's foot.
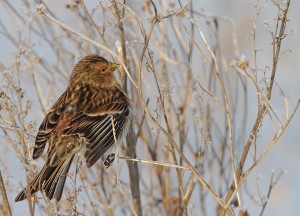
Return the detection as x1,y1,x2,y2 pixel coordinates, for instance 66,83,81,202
103,153,115,168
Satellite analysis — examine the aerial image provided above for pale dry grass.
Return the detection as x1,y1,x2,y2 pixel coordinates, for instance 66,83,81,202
0,0,297,215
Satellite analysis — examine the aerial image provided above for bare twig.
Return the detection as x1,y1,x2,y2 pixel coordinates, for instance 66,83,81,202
0,170,12,216
111,116,137,216
221,1,292,214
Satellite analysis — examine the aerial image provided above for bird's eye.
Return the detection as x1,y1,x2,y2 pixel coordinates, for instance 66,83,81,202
101,68,105,72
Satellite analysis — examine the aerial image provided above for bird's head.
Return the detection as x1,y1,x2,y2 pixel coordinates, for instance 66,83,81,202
70,54,120,88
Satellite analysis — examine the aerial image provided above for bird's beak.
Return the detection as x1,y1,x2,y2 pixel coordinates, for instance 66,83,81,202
110,63,120,71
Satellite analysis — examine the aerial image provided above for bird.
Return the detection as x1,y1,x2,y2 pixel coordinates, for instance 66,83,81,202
15,54,130,202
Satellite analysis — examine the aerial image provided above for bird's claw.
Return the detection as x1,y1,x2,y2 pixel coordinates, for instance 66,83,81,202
103,153,115,168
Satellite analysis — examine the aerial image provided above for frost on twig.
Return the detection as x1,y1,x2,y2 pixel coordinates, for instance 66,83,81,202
36,4,46,14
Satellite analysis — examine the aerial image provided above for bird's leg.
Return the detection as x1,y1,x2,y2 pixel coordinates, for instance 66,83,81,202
102,153,116,168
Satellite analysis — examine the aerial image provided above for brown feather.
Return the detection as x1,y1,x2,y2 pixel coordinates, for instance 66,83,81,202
15,55,129,202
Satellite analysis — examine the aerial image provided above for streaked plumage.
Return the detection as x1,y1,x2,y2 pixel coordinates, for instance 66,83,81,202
15,55,129,202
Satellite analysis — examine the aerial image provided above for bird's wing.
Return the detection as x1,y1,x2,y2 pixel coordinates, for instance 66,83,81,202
33,87,129,168
64,88,129,167
32,93,68,160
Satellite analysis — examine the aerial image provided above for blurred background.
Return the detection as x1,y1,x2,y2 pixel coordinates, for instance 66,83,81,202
0,0,299,215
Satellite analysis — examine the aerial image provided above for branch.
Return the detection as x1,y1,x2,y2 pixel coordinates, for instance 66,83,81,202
221,1,292,214
0,170,12,216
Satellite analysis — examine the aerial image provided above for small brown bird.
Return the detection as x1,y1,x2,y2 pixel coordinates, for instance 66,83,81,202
15,54,130,202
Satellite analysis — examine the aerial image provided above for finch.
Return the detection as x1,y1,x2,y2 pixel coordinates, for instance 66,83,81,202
15,54,130,202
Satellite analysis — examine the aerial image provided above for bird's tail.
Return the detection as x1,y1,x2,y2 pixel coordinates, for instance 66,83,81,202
15,156,74,202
